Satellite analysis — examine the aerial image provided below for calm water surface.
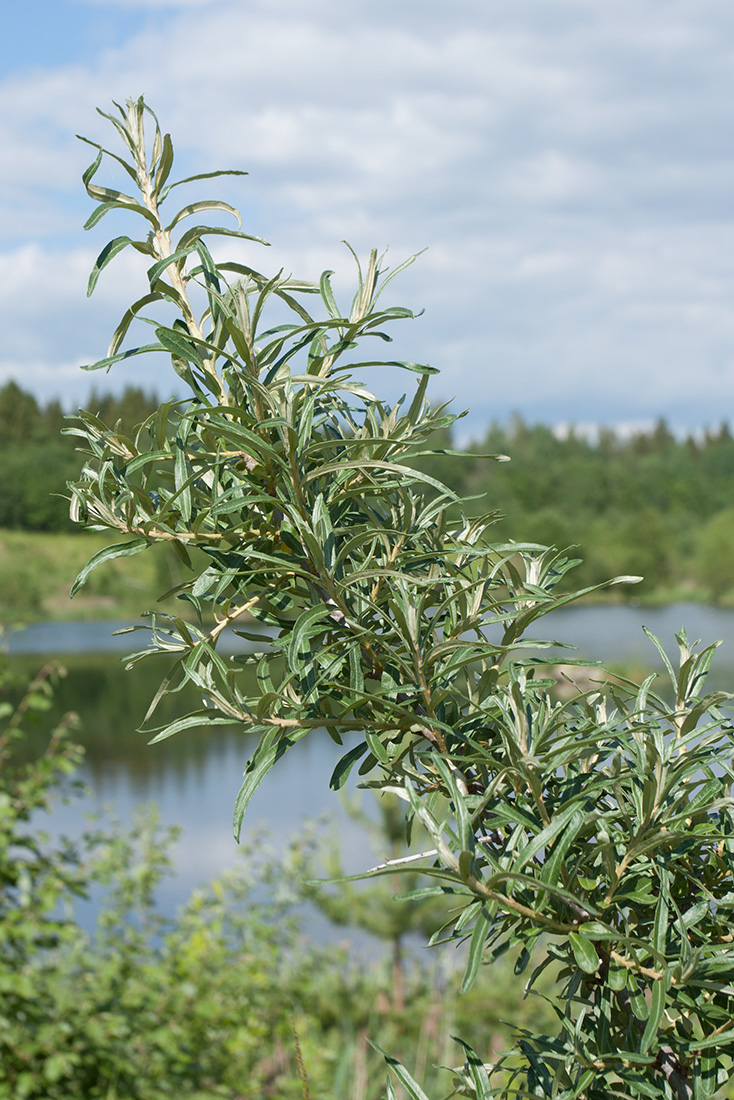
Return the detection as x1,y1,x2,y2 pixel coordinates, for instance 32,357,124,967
10,603,734,925
11,602,734,665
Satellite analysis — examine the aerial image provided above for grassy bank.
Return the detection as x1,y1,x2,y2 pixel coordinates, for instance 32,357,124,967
0,528,725,625
0,530,188,623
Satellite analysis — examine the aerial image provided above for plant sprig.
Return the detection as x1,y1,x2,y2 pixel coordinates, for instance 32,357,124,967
69,97,734,1100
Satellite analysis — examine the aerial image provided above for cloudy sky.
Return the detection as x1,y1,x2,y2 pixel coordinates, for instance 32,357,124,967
1,0,732,439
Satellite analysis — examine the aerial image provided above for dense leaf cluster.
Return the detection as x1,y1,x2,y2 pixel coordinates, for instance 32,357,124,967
66,98,734,1099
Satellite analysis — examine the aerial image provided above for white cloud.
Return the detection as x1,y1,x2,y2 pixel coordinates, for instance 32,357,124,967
0,358,90,399
0,0,732,430
501,151,599,205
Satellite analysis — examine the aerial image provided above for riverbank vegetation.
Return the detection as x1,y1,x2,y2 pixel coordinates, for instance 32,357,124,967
2,658,562,1100
419,416,734,602
60,97,734,1099
0,529,194,623
1,379,733,619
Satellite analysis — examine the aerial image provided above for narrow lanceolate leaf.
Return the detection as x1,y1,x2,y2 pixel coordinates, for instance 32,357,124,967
155,327,205,368
461,906,490,993
153,131,174,195
568,932,600,975
365,730,390,765
366,1042,431,1100
303,459,457,499
626,973,649,1021
233,726,310,841
286,604,333,668
147,247,199,287
77,135,138,183
166,199,242,232
71,538,148,597
690,1026,734,1052
693,1055,720,1099
640,878,669,1053
642,626,677,690
176,224,268,250
85,196,158,227
319,270,340,319
81,343,163,371
83,202,115,231
640,977,666,1055
515,800,587,874
160,168,249,197
107,292,166,357
453,1039,492,1100
146,711,238,743
539,807,585,886
88,236,136,295
329,742,369,790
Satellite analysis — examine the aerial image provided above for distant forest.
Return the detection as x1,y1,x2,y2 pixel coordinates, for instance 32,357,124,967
0,382,159,534
1,380,733,602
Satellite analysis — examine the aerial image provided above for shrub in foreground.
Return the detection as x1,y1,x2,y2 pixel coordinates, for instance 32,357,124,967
67,98,734,1098
1,658,566,1099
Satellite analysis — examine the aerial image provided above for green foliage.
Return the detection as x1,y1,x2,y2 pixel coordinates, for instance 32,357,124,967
68,96,734,1099
0,381,43,447
696,509,734,603
0,530,194,623
0,659,86,968
2,379,734,608
365,630,734,1099
0,658,562,1100
417,417,734,602
0,444,79,531
3,375,734,601
0,383,161,534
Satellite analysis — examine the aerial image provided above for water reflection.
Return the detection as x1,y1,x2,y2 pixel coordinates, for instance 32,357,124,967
13,650,372,927
12,603,734,922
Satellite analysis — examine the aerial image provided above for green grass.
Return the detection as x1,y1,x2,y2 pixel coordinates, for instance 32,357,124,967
0,529,188,623
0,528,727,625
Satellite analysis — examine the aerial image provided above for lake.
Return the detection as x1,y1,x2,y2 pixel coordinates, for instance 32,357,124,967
8,602,734,930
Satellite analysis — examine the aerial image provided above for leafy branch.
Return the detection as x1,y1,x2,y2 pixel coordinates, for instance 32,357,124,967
68,97,734,1100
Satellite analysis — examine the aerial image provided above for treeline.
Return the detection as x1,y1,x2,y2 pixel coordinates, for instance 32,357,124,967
0,382,160,532
418,416,734,602
2,380,734,601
